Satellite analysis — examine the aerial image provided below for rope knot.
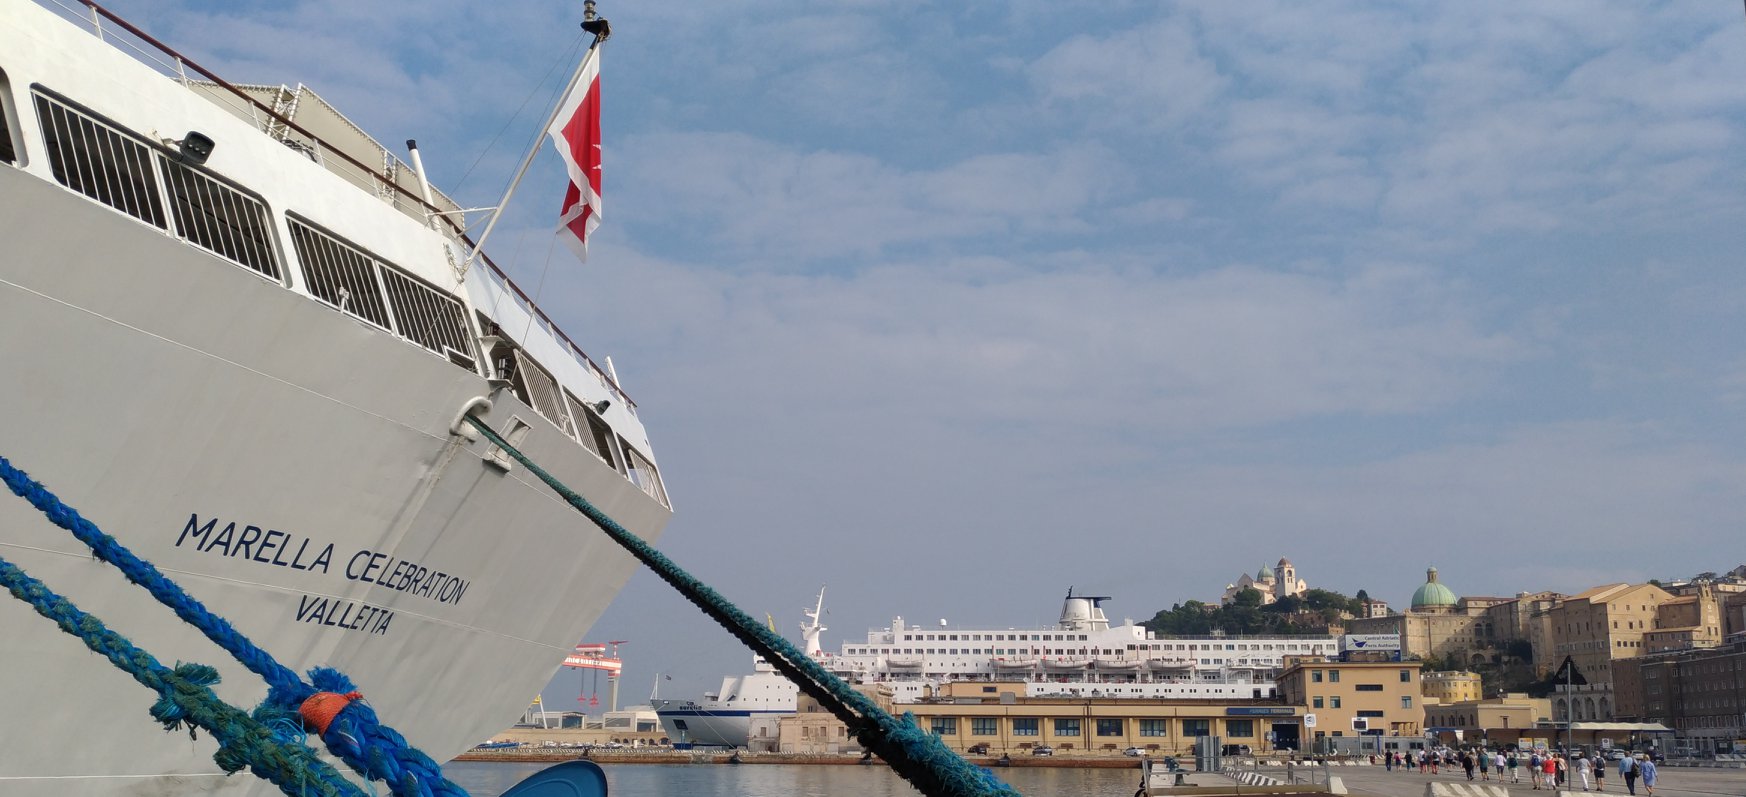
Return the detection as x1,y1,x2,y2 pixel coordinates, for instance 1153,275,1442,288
299,690,364,735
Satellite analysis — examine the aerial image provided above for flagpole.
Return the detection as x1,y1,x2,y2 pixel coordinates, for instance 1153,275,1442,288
459,3,610,278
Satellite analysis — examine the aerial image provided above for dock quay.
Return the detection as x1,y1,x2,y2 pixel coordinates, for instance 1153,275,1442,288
453,746,1149,767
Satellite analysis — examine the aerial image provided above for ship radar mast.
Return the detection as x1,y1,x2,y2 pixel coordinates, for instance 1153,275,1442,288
800,586,827,657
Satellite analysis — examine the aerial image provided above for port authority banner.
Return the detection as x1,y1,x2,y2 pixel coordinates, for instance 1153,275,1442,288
1341,634,1401,651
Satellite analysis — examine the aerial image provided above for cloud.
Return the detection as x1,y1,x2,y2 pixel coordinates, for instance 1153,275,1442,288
616,133,1121,262
92,0,1746,701
1027,17,1228,133
572,246,1522,455
1136,420,1746,602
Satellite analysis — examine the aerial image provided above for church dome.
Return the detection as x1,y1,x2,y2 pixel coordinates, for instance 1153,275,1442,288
1257,565,1276,580
1411,566,1458,609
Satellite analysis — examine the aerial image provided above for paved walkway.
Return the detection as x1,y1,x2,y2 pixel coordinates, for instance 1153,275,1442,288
1336,765,1745,797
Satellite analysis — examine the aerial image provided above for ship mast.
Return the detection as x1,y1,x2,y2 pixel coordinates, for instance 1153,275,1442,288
800,586,827,657
459,0,611,277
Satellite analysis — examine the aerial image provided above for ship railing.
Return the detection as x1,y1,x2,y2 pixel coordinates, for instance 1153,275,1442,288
37,0,463,225
34,0,638,415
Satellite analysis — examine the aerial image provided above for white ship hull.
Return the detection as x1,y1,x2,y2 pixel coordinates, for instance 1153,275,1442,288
653,702,789,749
0,161,670,794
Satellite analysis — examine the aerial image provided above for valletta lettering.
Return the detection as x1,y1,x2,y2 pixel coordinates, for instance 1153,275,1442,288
176,512,476,637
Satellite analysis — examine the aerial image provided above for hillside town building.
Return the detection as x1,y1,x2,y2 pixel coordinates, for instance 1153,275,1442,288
1274,657,1423,740
1421,671,1483,704
1548,582,1676,721
1612,639,1746,754
1346,567,1499,665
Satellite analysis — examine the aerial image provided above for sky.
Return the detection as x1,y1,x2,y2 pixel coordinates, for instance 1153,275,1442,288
95,1,1746,708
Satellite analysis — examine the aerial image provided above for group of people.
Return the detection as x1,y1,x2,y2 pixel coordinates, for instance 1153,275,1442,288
1380,746,1659,794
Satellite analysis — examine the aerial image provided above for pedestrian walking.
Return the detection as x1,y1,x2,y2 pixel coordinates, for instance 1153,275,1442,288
1530,752,1543,790
1507,751,1520,783
1639,756,1657,796
1461,751,1474,781
1620,752,1639,795
1557,754,1568,787
1384,750,1393,772
1578,753,1593,791
1542,754,1558,790
1593,753,1606,792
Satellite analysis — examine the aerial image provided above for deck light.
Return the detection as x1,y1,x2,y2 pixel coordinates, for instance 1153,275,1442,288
176,131,214,165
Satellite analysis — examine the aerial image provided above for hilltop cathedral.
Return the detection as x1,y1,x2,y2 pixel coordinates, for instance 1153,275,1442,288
1221,557,1309,605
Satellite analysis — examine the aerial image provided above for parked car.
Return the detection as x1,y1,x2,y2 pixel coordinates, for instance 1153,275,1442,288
966,743,990,755
1123,747,1146,757
1221,744,1253,757
1030,745,1054,756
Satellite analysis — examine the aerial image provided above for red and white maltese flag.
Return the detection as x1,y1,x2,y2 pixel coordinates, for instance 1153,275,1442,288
548,46,602,262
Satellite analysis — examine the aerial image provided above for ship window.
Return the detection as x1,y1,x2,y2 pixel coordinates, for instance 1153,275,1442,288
286,217,476,370
33,90,165,229
513,350,573,434
620,440,667,505
288,218,392,329
0,70,15,165
159,155,281,280
380,266,476,368
579,407,621,472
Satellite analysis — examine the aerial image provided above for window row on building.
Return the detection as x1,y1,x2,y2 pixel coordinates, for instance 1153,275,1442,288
925,716,1263,739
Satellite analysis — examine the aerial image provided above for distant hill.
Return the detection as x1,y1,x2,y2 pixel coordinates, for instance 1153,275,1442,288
1142,588,1370,636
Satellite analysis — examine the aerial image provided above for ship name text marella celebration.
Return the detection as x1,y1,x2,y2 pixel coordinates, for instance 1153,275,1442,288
0,0,670,794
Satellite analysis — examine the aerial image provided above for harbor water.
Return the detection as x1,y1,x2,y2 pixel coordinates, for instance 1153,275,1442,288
444,761,1136,797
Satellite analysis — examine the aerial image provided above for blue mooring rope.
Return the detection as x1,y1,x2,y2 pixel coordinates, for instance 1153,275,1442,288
461,414,1023,797
2,404,1026,797
0,455,467,797
0,553,365,797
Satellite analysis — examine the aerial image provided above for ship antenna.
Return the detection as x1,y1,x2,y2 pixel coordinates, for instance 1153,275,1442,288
582,0,612,42
459,1,610,277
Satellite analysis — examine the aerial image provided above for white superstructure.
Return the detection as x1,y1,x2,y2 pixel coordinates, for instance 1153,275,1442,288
0,2,670,794
655,589,1343,748
830,591,1340,703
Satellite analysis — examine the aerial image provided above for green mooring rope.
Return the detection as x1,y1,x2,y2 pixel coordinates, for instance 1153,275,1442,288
463,413,1021,797
0,552,365,797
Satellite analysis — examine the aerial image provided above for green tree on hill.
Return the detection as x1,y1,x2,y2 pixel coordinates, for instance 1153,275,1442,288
1143,587,1367,636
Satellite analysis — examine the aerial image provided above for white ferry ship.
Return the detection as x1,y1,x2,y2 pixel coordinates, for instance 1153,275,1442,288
653,591,830,750
656,590,1340,748
0,1,670,794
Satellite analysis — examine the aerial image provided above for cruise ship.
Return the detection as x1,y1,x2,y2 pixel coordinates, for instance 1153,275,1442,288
0,1,670,794
831,591,1339,703
656,590,1341,748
